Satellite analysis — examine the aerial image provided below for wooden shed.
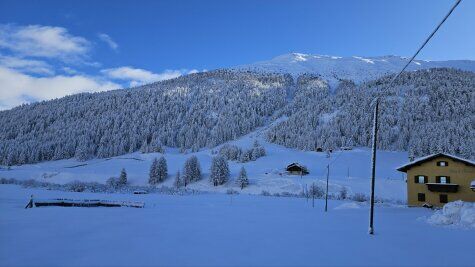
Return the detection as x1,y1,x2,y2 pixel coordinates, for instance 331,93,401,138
286,163,309,175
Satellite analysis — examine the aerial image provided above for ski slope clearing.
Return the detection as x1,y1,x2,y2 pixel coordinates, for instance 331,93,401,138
1,185,474,267
0,136,409,201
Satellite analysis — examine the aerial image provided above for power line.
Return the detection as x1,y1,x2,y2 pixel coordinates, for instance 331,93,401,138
389,0,462,87
368,0,463,235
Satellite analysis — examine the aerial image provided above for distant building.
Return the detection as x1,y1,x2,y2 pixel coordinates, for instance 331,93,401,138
397,153,475,207
286,163,309,176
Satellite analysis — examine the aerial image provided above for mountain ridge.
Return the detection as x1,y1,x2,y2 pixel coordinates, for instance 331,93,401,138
235,52,475,85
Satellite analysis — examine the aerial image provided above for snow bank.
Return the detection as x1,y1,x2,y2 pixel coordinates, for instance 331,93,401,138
334,202,365,210
427,201,475,228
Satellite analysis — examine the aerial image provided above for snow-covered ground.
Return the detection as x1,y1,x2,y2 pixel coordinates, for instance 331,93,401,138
1,185,474,267
0,133,409,201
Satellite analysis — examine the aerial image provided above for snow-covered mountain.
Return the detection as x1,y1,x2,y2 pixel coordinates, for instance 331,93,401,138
1,68,474,166
236,53,475,85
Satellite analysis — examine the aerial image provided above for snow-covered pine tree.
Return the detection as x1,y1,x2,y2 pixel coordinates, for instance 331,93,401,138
339,186,348,200
210,156,229,186
149,158,159,185
190,156,201,181
148,138,164,153
236,166,249,189
157,156,168,182
183,155,201,185
174,171,182,188
118,168,127,186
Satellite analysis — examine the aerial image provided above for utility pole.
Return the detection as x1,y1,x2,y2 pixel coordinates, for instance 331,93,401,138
366,0,462,235
305,184,309,203
325,164,329,212
312,182,315,208
368,98,379,235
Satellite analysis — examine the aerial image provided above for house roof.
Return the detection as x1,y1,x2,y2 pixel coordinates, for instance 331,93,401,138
397,153,475,172
286,163,309,172
287,163,306,169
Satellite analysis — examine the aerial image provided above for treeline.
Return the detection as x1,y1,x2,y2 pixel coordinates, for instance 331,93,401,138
216,141,266,162
148,155,249,189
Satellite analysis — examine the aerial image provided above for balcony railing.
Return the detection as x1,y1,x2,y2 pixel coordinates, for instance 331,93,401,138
426,183,459,193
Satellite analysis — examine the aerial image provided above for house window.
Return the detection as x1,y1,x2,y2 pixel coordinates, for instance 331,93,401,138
414,175,427,184
440,194,448,204
418,193,425,202
436,176,450,184
437,161,448,167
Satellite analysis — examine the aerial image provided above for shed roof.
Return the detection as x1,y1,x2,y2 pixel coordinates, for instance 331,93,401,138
397,153,475,172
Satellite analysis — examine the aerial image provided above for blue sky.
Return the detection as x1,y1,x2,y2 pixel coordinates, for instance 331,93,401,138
0,0,474,110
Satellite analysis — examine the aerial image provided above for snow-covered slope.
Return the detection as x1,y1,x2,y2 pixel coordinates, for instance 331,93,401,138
236,53,475,84
0,132,409,201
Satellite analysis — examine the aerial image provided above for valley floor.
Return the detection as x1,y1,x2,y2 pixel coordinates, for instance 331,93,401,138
1,185,473,267
0,135,409,201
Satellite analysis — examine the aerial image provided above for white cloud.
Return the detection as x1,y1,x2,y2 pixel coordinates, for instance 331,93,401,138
0,55,54,75
62,67,78,75
0,66,120,110
0,24,202,110
101,66,199,87
0,24,90,61
98,33,118,51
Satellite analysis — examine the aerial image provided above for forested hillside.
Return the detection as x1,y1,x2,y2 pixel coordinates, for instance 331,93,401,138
0,70,291,165
0,68,474,166
267,68,475,159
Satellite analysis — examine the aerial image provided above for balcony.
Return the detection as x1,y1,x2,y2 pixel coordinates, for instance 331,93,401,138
426,183,459,193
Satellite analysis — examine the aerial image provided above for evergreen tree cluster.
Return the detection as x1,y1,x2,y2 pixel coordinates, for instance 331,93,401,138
106,168,128,188
218,141,266,162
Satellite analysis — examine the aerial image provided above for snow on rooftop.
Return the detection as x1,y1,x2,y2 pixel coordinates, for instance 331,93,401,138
397,153,475,171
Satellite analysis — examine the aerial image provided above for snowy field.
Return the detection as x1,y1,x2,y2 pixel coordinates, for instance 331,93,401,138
0,134,409,201
1,184,474,267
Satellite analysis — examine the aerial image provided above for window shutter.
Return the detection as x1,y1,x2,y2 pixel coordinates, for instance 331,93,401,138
447,176,450,183
424,176,428,183
414,176,419,183
436,176,440,183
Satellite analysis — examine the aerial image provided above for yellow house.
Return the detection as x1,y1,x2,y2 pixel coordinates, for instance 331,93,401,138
397,153,475,207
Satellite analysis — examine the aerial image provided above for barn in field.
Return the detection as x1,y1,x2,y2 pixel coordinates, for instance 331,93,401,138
286,163,309,176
